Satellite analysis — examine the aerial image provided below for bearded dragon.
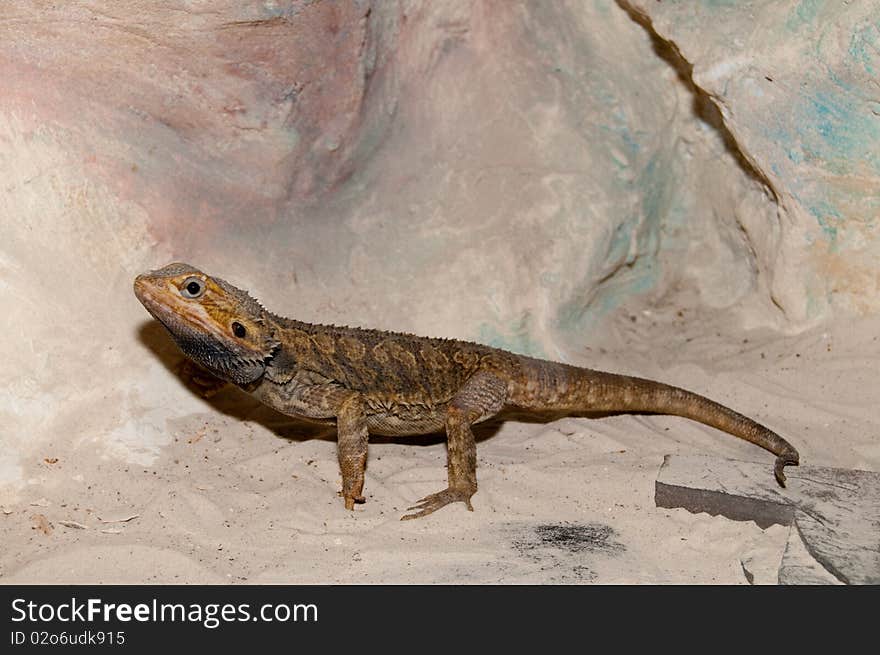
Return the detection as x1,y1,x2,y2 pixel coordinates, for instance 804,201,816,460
134,263,800,520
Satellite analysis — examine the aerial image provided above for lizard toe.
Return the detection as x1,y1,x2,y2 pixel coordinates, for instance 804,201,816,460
400,487,475,521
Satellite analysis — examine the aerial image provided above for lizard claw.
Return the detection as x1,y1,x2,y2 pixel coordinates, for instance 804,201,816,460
340,492,366,511
774,450,800,488
400,487,475,521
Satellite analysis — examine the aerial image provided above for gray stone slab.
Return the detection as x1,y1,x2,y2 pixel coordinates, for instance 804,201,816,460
778,525,843,585
655,454,880,584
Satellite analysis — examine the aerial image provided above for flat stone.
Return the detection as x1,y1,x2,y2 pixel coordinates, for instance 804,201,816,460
778,525,843,585
655,454,880,584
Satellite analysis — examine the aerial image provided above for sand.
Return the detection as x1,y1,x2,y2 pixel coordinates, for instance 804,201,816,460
3,302,876,585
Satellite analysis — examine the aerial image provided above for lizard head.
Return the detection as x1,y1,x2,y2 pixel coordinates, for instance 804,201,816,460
134,263,279,386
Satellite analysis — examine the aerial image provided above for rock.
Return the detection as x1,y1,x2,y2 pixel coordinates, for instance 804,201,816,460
628,0,880,321
778,525,843,586
656,454,880,584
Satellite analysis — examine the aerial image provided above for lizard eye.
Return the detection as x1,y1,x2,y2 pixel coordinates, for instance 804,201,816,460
231,321,247,338
180,277,205,299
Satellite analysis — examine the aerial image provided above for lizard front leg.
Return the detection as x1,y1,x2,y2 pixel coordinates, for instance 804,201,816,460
178,359,229,399
251,377,370,511
401,371,508,520
337,394,369,510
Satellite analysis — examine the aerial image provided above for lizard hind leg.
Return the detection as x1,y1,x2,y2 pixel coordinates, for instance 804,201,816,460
401,372,508,521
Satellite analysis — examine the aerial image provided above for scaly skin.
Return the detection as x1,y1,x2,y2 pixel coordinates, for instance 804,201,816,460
134,263,800,520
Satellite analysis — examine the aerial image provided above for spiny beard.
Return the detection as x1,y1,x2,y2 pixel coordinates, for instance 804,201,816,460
169,327,268,386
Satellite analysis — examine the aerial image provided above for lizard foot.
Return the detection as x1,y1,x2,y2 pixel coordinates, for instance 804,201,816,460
400,487,475,521
339,491,366,511
178,360,228,399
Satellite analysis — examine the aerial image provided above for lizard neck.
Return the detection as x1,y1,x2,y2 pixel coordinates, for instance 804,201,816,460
261,312,305,385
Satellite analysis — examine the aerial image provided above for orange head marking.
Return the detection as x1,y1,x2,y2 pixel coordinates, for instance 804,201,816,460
134,263,279,385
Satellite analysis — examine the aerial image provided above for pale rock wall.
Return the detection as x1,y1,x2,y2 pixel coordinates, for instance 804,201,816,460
629,0,880,320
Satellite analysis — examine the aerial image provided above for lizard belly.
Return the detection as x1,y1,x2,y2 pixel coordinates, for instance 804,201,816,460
366,411,446,437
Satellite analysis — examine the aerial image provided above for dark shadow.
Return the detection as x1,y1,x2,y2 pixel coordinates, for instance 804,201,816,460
137,319,186,372
137,320,335,443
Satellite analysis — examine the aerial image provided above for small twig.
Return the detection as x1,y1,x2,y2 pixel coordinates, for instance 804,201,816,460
98,513,140,524
58,520,88,530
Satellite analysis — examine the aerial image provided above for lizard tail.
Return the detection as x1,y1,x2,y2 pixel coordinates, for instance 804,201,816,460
511,359,800,486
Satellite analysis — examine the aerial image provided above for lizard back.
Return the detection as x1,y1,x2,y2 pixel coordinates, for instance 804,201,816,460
266,316,520,407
